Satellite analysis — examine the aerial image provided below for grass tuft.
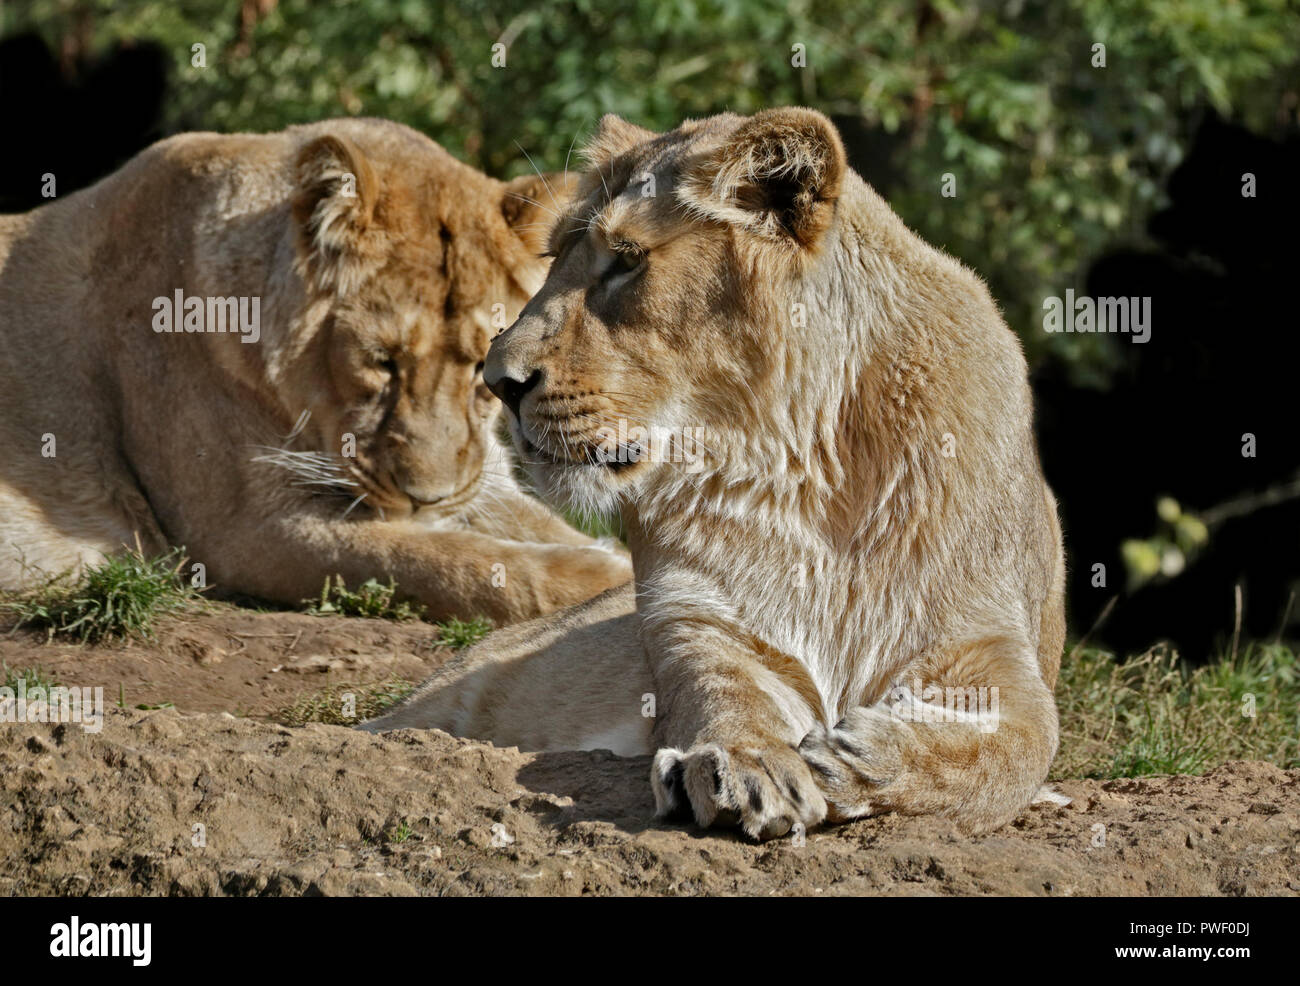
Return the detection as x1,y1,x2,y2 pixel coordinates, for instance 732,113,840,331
1055,643,1300,779
0,549,196,643
384,820,413,844
304,575,425,621
270,616,488,726
2,663,60,692
433,615,491,650
272,674,414,727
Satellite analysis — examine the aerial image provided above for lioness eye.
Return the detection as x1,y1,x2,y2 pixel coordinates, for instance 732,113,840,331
607,248,644,279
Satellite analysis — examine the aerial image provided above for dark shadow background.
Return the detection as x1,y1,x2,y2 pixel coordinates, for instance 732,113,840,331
1038,116,1300,657
0,32,167,213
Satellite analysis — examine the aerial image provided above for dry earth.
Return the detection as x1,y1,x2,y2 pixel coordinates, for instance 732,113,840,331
0,604,447,718
1,607,1298,897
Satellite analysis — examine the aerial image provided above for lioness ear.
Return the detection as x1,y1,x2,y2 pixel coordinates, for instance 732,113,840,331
501,171,577,255
685,107,846,248
291,134,379,293
584,113,658,167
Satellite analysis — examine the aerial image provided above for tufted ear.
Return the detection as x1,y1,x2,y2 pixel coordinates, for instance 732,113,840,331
583,113,658,167
291,134,379,294
683,107,846,248
501,170,578,256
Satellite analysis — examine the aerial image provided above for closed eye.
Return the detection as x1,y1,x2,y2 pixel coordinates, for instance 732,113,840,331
369,350,398,376
604,245,645,282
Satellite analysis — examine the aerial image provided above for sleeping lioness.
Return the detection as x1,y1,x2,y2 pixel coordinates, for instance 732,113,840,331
362,109,1066,839
0,118,629,622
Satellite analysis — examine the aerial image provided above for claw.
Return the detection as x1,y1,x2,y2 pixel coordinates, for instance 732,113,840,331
651,742,826,841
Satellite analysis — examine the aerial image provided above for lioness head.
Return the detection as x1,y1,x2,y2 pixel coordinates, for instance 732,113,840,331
484,108,850,514
261,121,572,519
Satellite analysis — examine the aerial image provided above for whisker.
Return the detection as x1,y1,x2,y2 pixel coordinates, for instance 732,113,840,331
341,492,369,518
514,140,560,215
285,409,311,441
563,124,586,188
505,191,559,222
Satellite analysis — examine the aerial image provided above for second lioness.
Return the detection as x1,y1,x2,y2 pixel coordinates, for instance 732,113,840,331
0,118,629,622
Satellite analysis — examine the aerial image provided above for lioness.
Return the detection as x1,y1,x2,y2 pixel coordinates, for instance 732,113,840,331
0,118,629,622
362,109,1066,839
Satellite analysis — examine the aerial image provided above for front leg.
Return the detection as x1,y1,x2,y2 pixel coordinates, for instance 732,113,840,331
644,614,827,841
798,635,1059,834
204,513,631,625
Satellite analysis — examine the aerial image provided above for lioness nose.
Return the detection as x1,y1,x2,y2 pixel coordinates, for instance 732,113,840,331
486,368,542,419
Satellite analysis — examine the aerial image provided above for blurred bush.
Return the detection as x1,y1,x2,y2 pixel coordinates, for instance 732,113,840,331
6,0,1299,385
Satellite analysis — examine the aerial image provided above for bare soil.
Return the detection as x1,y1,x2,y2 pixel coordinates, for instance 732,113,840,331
0,603,448,718
1,606,1297,896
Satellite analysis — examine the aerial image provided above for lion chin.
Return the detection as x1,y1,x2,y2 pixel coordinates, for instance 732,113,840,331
0,117,632,627
508,416,649,519
366,107,1067,842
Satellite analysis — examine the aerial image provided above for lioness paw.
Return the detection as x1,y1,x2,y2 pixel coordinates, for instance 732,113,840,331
797,710,901,821
651,743,826,841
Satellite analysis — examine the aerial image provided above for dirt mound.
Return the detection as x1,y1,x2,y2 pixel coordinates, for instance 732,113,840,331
0,606,447,719
2,706,1297,896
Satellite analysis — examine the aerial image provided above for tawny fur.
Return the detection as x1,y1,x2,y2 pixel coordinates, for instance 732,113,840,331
364,109,1066,839
0,118,629,622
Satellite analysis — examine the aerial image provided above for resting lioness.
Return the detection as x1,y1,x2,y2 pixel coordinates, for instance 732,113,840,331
0,118,630,623
362,109,1066,839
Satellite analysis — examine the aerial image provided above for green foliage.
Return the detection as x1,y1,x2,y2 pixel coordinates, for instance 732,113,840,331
1055,642,1300,779
303,577,489,646
8,0,1299,385
433,615,492,650
305,574,425,621
1121,496,1210,589
1,663,60,692
384,819,413,844
0,549,196,643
